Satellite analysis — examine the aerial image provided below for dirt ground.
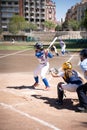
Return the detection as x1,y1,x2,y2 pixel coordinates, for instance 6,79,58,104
0,49,87,130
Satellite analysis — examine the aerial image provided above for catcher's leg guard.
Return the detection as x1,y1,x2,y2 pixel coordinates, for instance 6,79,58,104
57,82,64,105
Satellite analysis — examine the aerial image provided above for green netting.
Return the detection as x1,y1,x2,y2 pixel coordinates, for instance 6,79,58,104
60,39,87,48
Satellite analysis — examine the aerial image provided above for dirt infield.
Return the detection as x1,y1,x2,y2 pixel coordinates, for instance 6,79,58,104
0,50,87,130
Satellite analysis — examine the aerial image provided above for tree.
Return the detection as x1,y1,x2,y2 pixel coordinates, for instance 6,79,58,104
44,21,56,31
24,22,37,32
62,20,69,31
28,22,37,31
68,19,80,31
9,15,38,34
55,24,62,31
8,15,26,34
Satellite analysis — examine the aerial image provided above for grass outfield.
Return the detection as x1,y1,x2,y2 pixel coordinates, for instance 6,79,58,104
0,45,32,50
0,41,34,50
0,41,83,52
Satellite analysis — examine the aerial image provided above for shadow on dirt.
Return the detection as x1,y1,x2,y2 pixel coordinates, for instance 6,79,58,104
7,86,79,112
7,85,43,90
31,94,79,112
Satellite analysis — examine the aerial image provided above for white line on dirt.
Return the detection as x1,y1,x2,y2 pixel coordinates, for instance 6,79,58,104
58,54,75,71
0,88,36,97
0,103,60,130
0,52,78,130
67,54,75,62
0,49,29,59
78,61,80,66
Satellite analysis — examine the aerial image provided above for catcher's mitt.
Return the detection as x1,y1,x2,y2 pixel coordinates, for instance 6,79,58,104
49,67,59,75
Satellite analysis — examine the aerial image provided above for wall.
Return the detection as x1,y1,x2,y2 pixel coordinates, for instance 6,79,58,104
27,31,87,41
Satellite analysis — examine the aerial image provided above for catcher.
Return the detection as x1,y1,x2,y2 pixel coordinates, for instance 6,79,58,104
50,62,83,107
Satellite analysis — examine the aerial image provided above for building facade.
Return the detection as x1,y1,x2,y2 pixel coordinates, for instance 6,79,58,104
77,0,87,22
65,0,87,22
0,0,56,31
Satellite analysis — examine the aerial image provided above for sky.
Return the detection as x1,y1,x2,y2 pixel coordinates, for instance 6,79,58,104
53,0,81,22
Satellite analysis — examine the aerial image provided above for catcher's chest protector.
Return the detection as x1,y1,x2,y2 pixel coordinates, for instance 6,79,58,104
63,70,82,85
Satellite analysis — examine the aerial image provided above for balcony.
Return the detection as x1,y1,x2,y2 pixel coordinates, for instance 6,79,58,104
1,8,19,13
1,4,19,7
2,13,14,18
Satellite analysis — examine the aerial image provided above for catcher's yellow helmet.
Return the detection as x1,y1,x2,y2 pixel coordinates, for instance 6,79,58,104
62,62,72,70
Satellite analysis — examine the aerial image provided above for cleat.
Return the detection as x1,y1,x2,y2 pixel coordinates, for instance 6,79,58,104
56,53,59,56
44,87,50,91
76,106,87,113
32,82,39,88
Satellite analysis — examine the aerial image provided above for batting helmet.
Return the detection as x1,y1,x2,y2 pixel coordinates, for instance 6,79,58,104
34,42,43,50
80,49,87,58
62,62,72,70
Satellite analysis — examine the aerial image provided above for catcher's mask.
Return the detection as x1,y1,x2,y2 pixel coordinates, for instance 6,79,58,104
34,42,43,50
62,62,72,70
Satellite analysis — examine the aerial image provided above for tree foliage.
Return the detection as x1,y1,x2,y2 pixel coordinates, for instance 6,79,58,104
62,19,80,31
55,24,62,31
9,15,38,34
68,19,80,31
44,21,56,31
62,20,69,31
8,15,26,34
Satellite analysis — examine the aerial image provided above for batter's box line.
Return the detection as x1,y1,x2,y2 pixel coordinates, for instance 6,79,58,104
0,102,61,130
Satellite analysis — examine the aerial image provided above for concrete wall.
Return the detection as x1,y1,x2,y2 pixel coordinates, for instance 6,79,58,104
1,31,87,42
26,31,87,41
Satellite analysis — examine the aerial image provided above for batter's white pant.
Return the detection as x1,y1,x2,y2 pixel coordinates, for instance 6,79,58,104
34,62,49,79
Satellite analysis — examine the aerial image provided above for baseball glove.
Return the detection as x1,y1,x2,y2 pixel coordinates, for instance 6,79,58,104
49,67,59,75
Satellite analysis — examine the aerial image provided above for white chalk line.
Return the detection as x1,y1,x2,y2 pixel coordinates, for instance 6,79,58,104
0,103,60,130
78,61,81,66
58,53,79,72
0,88,37,98
0,88,60,129
0,49,29,59
0,53,79,130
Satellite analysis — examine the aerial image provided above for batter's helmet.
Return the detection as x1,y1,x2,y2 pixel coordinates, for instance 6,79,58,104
34,42,43,50
80,49,87,58
62,62,72,70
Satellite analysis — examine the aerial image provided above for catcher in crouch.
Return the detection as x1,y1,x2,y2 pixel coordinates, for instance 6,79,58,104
50,62,83,106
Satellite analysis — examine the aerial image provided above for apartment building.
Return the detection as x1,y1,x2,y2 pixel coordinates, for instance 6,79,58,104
0,0,24,31
0,0,56,31
77,0,87,22
65,0,87,22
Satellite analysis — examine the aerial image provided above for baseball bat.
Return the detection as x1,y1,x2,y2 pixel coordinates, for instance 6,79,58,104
48,37,57,49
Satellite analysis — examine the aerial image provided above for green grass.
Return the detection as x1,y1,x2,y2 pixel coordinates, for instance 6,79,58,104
0,39,87,51
0,45,83,52
0,45,33,50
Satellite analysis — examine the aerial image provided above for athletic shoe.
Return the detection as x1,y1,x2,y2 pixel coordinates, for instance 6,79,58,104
56,53,59,56
32,82,39,88
77,106,87,113
44,87,50,91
